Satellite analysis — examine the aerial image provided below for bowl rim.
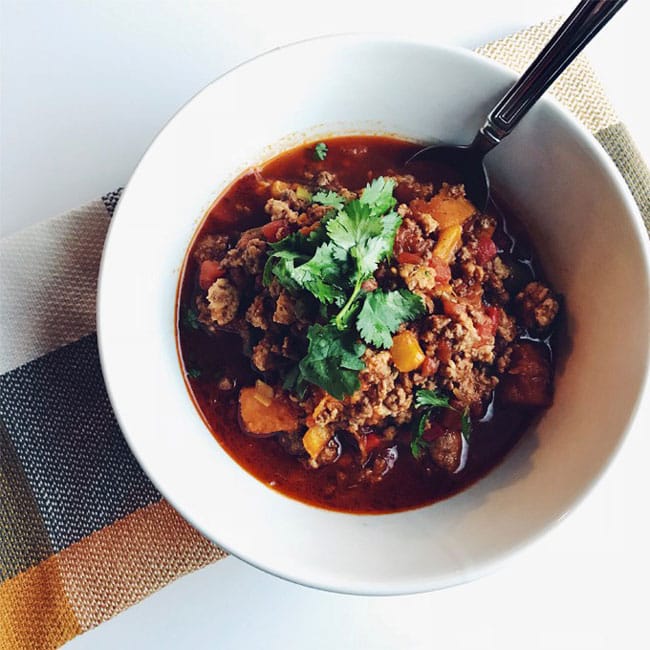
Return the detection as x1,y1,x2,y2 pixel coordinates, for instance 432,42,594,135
97,32,650,595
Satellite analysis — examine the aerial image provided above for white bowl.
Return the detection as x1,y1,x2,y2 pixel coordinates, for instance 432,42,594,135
98,35,650,595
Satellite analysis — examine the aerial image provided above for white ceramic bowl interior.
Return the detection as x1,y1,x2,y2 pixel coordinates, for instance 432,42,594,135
98,35,650,595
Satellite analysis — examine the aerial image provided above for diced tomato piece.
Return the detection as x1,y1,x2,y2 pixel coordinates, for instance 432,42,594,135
420,356,439,377
441,297,463,319
476,305,500,342
198,260,225,290
476,235,497,265
365,433,382,453
397,252,423,265
486,305,500,328
261,219,288,242
429,254,452,285
437,340,452,364
423,421,446,442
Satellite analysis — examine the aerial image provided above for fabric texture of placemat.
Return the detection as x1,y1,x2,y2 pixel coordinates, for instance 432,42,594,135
1,18,649,650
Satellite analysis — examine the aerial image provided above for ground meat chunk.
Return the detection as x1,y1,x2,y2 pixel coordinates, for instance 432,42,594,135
430,430,462,472
516,281,559,332
242,238,267,274
496,310,517,343
399,262,437,294
192,234,229,264
394,217,429,257
251,337,278,372
222,237,268,276
315,170,336,188
265,198,299,223
484,256,511,304
245,294,270,330
345,350,414,429
273,290,297,325
207,278,239,326
441,356,497,406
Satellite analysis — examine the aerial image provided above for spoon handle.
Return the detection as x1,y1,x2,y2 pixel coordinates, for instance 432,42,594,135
475,0,627,153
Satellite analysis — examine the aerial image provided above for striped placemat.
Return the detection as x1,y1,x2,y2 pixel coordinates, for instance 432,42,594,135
1,18,648,650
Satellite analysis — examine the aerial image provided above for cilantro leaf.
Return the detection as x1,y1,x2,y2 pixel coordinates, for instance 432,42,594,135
312,190,344,210
282,364,309,399
379,210,402,259
298,324,366,399
326,200,380,251
356,290,425,349
186,367,201,379
313,142,328,161
352,236,387,278
291,242,349,305
414,389,452,410
263,229,315,288
360,177,397,217
410,411,430,459
461,407,472,442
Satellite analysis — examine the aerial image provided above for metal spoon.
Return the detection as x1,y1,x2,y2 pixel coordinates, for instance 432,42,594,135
407,0,628,210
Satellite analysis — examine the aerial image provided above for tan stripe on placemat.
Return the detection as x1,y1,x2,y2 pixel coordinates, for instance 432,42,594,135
0,201,110,375
595,122,650,230
57,499,226,632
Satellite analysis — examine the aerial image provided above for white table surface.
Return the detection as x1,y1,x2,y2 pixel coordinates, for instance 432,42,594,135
2,1,649,648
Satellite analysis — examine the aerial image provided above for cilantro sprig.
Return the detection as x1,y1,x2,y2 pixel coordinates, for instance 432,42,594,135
313,142,328,161
410,389,473,459
264,177,425,399
357,289,425,349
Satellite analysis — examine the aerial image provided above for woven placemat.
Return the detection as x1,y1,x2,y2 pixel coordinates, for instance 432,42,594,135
1,18,648,650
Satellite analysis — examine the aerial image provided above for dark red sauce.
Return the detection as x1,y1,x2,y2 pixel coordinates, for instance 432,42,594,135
177,135,554,513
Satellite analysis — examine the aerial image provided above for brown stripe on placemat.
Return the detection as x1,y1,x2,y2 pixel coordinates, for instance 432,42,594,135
56,499,226,631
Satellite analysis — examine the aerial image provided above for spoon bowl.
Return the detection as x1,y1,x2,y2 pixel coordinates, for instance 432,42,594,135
406,142,490,210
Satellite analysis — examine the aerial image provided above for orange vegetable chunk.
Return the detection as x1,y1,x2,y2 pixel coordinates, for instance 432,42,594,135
238,387,300,436
390,331,426,372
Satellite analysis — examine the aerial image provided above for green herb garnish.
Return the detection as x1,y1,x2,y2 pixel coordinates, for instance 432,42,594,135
410,389,473,459
298,324,367,400
414,390,452,410
264,177,423,398
410,410,432,459
461,407,472,442
186,367,201,379
313,142,328,161
356,289,425,349
182,307,200,330
312,189,344,210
